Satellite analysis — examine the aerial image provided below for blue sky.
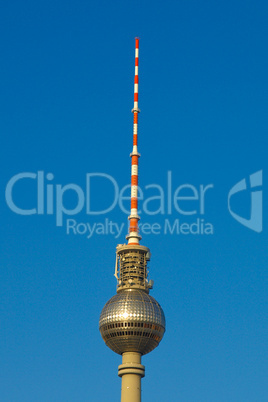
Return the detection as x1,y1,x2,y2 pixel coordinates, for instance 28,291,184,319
1,1,267,401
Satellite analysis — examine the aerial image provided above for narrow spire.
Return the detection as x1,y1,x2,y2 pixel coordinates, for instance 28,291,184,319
127,37,141,245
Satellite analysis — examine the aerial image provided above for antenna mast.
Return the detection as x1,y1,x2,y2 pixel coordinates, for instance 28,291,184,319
127,37,141,245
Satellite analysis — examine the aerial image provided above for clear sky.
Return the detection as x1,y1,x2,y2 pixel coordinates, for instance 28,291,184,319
1,1,267,401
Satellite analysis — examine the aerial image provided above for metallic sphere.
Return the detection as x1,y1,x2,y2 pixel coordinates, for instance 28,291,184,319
99,289,165,355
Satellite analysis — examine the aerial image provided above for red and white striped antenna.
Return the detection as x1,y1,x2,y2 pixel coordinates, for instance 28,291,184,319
126,38,141,245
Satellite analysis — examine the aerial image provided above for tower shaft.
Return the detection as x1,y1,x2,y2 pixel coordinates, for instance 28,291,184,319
118,352,145,402
99,38,165,402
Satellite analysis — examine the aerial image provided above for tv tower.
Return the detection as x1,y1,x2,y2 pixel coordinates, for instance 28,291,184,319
99,38,166,402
